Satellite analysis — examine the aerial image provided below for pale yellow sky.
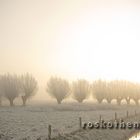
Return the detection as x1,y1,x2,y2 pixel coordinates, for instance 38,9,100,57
1,0,140,100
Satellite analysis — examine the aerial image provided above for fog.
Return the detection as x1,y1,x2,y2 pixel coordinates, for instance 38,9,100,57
1,0,140,100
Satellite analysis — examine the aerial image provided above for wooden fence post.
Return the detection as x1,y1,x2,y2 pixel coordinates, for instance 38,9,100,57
48,125,51,140
99,115,102,123
126,111,129,118
79,117,82,129
115,112,117,120
135,110,137,116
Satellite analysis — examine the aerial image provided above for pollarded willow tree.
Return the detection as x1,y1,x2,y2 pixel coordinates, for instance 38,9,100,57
92,80,107,104
106,80,134,105
131,83,140,105
20,73,38,106
105,82,115,104
109,80,124,105
1,74,20,106
47,77,70,104
121,81,132,105
72,79,90,103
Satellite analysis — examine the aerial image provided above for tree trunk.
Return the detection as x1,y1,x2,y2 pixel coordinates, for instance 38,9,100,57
106,99,111,104
56,98,62,104
78,100,83,103
126,98,130,105
22,96,27,106
9,99,14,106
134,99,139,106
97,99,103,104
117,99,121,105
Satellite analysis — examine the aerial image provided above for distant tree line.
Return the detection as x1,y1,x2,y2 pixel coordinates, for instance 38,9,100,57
47,77,140,105
0,74,140,106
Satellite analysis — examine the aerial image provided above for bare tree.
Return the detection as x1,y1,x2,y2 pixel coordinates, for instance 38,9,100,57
20,73,38,106
122,81,132,105
47,77,70,104
1,74,20,106
131,83,140,105
72,79,90,103
105,82,114,104
109,80,123,105
92,80,107,104
109,80,131,105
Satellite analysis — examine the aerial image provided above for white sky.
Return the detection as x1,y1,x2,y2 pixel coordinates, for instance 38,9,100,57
1,0,140,91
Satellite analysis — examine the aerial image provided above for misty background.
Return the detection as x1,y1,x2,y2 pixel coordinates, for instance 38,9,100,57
1,0,140,100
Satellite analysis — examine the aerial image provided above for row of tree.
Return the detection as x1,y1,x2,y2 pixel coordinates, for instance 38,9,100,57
0,74,140,106
92,80,140,105
0,73,37,106
47,77,140,105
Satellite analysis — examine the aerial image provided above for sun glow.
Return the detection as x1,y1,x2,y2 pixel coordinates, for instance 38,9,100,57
38,5,140,82
1,0,140,85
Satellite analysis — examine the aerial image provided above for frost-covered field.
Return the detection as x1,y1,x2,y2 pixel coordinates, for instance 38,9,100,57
0,102,140,140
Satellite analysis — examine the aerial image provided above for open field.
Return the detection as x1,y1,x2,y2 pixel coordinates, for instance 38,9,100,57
0,102,140,140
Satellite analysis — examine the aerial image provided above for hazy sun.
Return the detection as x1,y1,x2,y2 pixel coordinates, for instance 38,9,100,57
38,5,140,82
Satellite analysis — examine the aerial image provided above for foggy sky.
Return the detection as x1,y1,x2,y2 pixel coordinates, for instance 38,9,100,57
1,0,140,91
